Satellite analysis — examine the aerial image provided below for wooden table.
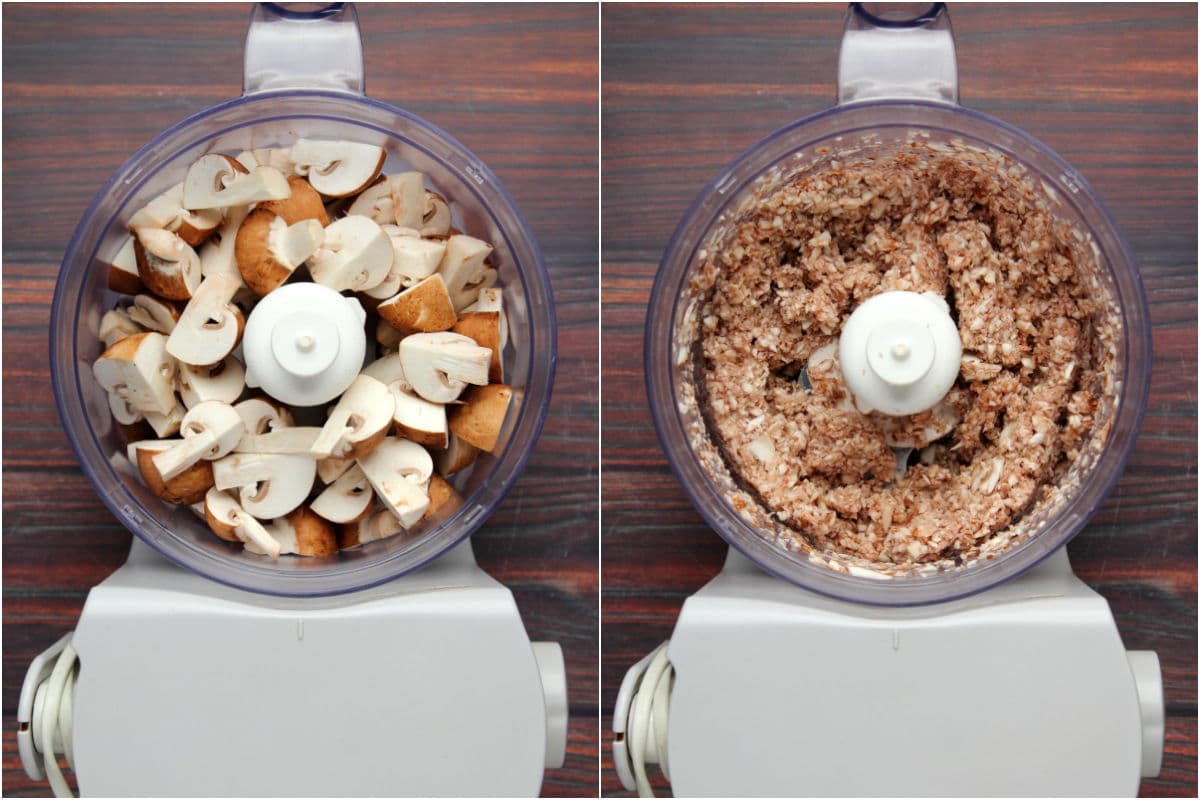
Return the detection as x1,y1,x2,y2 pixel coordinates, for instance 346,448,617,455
602,3,1196,796
1,3,597,796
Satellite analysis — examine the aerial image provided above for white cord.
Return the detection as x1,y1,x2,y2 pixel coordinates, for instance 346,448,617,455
627,642,674,798
37,642,79,798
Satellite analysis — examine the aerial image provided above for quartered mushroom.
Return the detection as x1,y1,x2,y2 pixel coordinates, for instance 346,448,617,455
166,273,245,366
258,175,329,226
131,440,215,506
103,235,142,295
212,451,316,520
242,507,338,558
94,331,177,417
435,433,481,477
338,507,405,549
424,473,459,521
421,191,452,237
150,401,244,482
398,331,491,403
134,228,202,301
453,310,503,383
126,293,182,334
357,437,434,528
317,454,354,484
310,374,394,459
182,153,291,210
347,172,426,228
463,287,507,351
390,382,448,449
234,396,294,436
179,357,246,409
360,352,406,385
437,234,497,311
235,209,325,296
145,404,187,438
363,226,444,299
289,139,386,197
377,273,457,335
449,384,513,453
128,182,223,246
100,308,143,349
311,463,375,524
236,426,322,454
306,215,393,292
204,487,281,558
198,205,251,284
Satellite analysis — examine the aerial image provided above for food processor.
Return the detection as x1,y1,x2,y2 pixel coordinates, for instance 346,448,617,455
613,4,1162,796
18,4,566,796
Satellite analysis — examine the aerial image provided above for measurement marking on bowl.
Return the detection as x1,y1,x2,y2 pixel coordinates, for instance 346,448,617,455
464,163,485,185
714,173,737,195
121,504,144,527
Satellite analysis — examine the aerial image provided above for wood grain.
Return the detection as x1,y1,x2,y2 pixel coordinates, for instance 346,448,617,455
1,3,598,797
601,3,1196,797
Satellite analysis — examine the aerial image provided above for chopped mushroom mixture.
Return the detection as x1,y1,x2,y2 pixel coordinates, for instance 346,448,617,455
688,143,1116,567
95,140,514,559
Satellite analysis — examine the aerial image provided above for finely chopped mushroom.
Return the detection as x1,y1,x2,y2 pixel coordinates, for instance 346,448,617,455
689,142,1116,568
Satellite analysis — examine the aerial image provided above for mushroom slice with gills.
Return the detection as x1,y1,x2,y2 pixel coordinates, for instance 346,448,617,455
100,307,144,349
126,293,182,334
257,175,329,226
181,153,291,210
317,455,354,484
151,400,245,482
179,357,246,409
435,433,480,477
235,209,326,297
132,440,215,506
306,215,393,292
212,452,316,520
463,287,508,352
453,310,503,383
398,331,491,404
391,382,448,449
203,487,280,558
236,426,322,454
360,353,407,386
348,172,426,228
437,234,496,311
252,147,300,176
107,390,144,426
364,226,445,299
93,331,177,416
311,464,375,523
199,204,251,285
134,228,202,301
145,403,186,438
128,182,224,246
421,191,452,237
289,139,386,197
377,274,457,335
234,396,294,435
166,272,245,366
357,437,434,528
242,507,338,557
339,507,405,549
310,374,394,459
103,235,142,295
449,384,513,453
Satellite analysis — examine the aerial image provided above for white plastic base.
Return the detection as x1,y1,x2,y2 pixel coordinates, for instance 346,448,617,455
616,547,1163,798
23,538,566,797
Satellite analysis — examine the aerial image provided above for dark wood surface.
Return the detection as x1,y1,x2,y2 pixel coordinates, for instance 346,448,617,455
2,3,597,797
602,3,1196,797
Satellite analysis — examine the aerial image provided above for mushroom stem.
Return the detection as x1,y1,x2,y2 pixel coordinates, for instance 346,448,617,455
152,429,218,482
229,507,281,559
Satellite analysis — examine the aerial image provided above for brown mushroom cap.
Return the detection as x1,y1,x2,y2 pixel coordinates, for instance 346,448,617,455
134,230,201,301
448,384,513,453
287,507,338,556
258,176,330,227
422,473,459,521
452,310,502,383
234,208,293,296
136,446,215,505
377,273,457,335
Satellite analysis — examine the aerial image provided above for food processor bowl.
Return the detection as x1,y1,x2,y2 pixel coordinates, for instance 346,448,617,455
50,4,555,596
645,5,1150,606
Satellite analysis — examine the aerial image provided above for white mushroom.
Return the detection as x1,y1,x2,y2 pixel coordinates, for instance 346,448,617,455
391,383,448,449
93,331,177,416
134,227,202,301
236,426,321,454
311,464,375,523
398,331,490,403
151,401,245,482
182,153,291,210
234,396,293,434
437,234,496,311
100,308,144,349
310,374,394,459
178,357,246,409
357,437,433,528
211,452,316,520
166,272,244,366
242,507,338,557
126,293,181,334
104,235,142,294
289,139,386,197
128,182,223,245
306,215,393,292
203,487,281,558
363,226,445,299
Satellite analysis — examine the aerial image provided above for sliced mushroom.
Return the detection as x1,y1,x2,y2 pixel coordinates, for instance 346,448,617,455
242,507,337,557
145,403,186,438
448,384,513,453
100,307,144,349
103,235,142,295
463,287,507,351
398,331,490,403
258,175,329,226
423,473,459,521
391,382,448,449
361,353,406,386
128,182,223,245
357,437,433,528
199,205,251,285
93,331,177,416
235,208,325,296
236,426,321,454
290,139,386,197
179,357,246,409
435,433,480,477
132,440,214,506
126,293,182,334
134,227,201,301
376,273,457,335
211,452,316,520
437,234,496,311
317,455,354,484
311,463,375,523
204,487,280,558
234,396,294,435
306,215,393,292
182,154,290,210
151,401,245,482
310,374,394,459
338,507,405,549
421,191,452,237
363,226,444,299
108,390,144,425
251,147,300,176
166,272,244,366
452,310,502,383
347,172,426,228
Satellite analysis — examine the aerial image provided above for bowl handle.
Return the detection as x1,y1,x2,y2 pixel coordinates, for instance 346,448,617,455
243,2,365,96
837,2,958,105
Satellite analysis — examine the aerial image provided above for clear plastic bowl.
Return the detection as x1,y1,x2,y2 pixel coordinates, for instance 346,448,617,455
646,100,1150,606
51,89,556,597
